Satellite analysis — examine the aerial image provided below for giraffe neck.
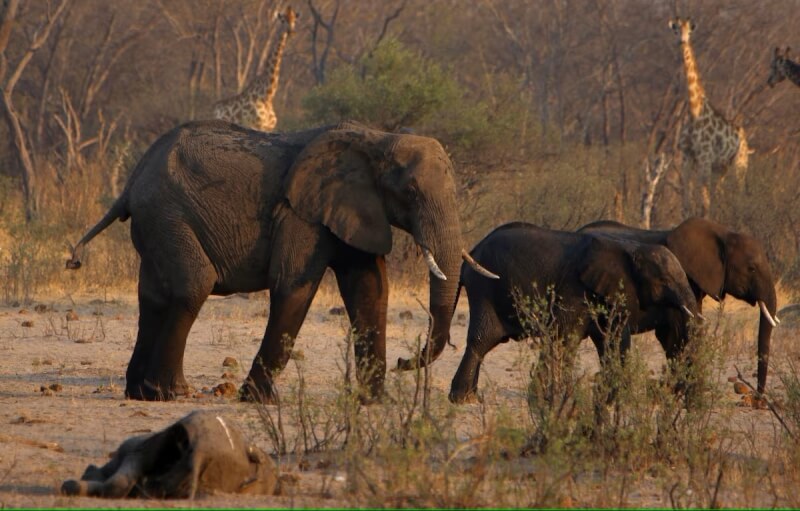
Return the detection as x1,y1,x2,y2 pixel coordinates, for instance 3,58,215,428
782,57,800,86
681,40,706,118
250,28,291,104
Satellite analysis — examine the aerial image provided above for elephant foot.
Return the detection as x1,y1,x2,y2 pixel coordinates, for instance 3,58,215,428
125,378,193,401
239,377,279,405
356,383,385,406
448,389,480,405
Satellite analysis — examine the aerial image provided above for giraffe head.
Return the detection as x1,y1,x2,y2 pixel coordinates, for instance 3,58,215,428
277,6,298,35
669,17,695,45
768,46,791,87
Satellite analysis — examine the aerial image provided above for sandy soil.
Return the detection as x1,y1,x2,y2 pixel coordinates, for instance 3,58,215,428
0,276,793,508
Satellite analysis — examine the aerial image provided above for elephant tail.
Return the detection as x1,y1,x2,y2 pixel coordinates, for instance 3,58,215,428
66,196,130,270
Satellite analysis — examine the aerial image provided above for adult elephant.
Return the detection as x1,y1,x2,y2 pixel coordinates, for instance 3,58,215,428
579,217,779,395
66,120,496,403
448,222,699,404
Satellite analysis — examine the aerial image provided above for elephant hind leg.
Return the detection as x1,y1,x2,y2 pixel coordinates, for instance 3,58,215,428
332,252,388,404
126,228,216,401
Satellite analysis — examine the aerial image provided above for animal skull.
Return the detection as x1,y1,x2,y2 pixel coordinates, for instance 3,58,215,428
61,411,278,499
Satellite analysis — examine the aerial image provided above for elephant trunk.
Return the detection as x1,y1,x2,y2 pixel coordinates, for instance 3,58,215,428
396,220,462,371
756,285,777,396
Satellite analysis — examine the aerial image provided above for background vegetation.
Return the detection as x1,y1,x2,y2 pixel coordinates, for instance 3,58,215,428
0,2,798,507
0,0,798,302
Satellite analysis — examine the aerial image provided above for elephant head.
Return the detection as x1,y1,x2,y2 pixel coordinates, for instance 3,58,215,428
579,236,699,322
665,217,778,394
283,125,493,371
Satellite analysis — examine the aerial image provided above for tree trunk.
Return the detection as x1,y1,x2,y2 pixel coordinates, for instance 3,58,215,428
1,92,38,220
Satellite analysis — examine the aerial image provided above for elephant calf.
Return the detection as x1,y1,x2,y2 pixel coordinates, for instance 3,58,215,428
449,222,699,404
61,411,278,499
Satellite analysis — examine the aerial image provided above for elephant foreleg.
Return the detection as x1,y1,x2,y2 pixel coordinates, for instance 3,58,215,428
333,253,388,404
449,309,502,404
242,277,325,404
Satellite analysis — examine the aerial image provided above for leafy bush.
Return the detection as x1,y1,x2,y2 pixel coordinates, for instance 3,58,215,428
302,39,521,153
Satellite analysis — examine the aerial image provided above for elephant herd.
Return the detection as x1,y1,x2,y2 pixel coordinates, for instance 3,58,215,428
67,120,779,408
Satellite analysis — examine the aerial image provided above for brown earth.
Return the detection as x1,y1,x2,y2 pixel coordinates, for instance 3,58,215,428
0,278,794,507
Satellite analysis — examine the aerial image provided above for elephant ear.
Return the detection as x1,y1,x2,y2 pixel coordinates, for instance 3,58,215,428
666,218,725,299
578,236,640,313
283,129,393,255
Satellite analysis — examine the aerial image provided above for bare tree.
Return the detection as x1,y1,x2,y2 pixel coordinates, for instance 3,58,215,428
308,0,339,85
0,0,70,220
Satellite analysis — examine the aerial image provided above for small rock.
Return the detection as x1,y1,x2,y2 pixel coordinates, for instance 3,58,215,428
41,389,54,397
41,359,53,366
222,356,239,368
221,371,235,380
80,360,92,365
279,473,301,486
34,304,49,313
733,382,751,395
74,339,90,344
21,320,34,328
399,310,413,320
328,306,345,316
18,308,28,314
65,311,79,321
213,382,238,397
201,386,211,393
289,349,305,361
48,383,63,392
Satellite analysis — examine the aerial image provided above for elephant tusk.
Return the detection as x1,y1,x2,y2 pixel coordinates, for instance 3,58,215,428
681,305,694,318
759,301,778,327
462,249,500,279
422,248,447,281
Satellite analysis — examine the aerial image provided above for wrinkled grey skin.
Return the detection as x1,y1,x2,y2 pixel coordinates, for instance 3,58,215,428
579,217,778,395
60,411,278,499
66,120,474,403
449,222,698,404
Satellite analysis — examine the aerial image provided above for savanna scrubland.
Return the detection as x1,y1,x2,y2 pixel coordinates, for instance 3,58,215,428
0,0,799,507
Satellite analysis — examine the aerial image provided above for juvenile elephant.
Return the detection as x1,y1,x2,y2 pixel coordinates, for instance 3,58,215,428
66,120,496,403
579,217,779,395
448,222,698,404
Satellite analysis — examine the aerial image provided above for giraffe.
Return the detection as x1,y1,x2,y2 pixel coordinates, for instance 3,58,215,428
670,17,751,217
768,46,800,88
213,6,297,131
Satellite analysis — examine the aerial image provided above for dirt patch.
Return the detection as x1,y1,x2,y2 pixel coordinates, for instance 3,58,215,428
0,289,794,507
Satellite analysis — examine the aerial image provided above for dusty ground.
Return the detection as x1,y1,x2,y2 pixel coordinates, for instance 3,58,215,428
0,275,795,508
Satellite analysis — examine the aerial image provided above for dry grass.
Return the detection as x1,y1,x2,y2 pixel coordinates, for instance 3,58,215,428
0,144,798,507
